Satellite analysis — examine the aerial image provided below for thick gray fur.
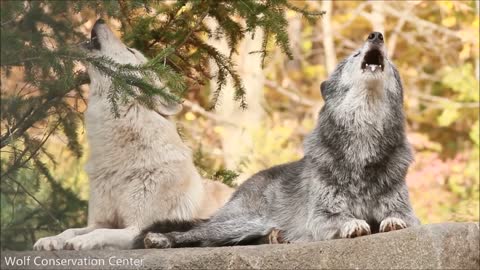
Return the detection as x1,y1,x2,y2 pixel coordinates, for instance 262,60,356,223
142,32,420,248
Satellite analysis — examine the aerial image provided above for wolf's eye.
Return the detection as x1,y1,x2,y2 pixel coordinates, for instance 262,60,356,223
127,48,135,55
353,51,360,57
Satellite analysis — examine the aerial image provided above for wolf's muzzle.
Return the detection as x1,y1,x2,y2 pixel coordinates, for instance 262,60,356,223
367,32,384,45
362,32,385,72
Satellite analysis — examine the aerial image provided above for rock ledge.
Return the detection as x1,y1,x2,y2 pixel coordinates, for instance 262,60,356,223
1,223,479,269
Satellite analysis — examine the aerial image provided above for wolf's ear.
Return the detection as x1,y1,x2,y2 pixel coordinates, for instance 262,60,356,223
320,81,329,99
154,99,183,116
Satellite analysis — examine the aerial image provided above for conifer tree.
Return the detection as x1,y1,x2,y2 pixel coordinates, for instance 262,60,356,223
0,0,322,250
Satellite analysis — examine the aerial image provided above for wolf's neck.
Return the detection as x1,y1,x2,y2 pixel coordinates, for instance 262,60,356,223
333,84,389,131
303,86,403,164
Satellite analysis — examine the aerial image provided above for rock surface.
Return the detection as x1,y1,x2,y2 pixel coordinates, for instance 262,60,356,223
1,223,479,270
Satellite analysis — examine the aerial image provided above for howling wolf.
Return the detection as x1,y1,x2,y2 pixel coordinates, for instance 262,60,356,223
136,32,420,249
33,19,232,251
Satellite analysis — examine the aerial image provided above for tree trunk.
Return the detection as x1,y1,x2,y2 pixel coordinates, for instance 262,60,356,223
286,13,302,71
370,1,385,35
321,0,337,75
476,0,479,80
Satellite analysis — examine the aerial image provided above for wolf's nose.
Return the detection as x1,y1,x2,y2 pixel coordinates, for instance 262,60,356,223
367,32,384,44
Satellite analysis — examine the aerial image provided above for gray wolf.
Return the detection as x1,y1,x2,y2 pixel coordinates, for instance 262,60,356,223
136,32,420,249
33,19,232,251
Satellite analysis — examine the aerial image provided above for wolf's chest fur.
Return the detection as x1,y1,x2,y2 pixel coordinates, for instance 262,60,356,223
305,81,405,201
317,90,396,163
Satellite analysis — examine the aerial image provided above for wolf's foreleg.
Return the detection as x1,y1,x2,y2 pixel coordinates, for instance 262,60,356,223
309,212,371,241
63,226,139,250
33,226,97,251
144,217,273,248
377,205,420,233
378,210,419,233
367,146,420,232
374,187,420,233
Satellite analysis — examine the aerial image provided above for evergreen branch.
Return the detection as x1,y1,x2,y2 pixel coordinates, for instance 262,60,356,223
172,52,212,82
5,175,62,227
190,35,247,109
285,2,326,21
1,120,61,181
174,8,210,50
0,98,56,149
0,3,28,27
118,0,134,27
146,1,189,49
0,72,89,149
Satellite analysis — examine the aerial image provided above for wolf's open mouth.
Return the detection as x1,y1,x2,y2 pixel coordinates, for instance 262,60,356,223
361,48,384,72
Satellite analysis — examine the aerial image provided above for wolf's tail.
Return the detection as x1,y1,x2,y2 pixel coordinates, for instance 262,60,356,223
132,219,207,249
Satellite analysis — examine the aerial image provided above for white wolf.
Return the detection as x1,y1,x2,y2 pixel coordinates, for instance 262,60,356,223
33,19,233,251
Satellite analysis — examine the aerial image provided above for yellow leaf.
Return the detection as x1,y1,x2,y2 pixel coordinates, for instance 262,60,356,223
441,16,456,27
213,126,224,134
459,44,470,60
406,67,418,77
304,65,325,79
437,106,459,127
470,121,480,146
438,1,454,11
302,40,312,51
185,112,196,121
473,17,479,29
286,10,296,19
337,13,352,24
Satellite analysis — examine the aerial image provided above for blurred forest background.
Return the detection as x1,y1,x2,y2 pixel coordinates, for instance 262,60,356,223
1,0,479,250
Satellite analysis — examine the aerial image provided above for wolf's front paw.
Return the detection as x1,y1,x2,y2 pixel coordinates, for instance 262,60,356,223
339,219,371,238
268,228,289,244
379,217,407,233
33,236,66,251
144,233,172,249
64,234,105,250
